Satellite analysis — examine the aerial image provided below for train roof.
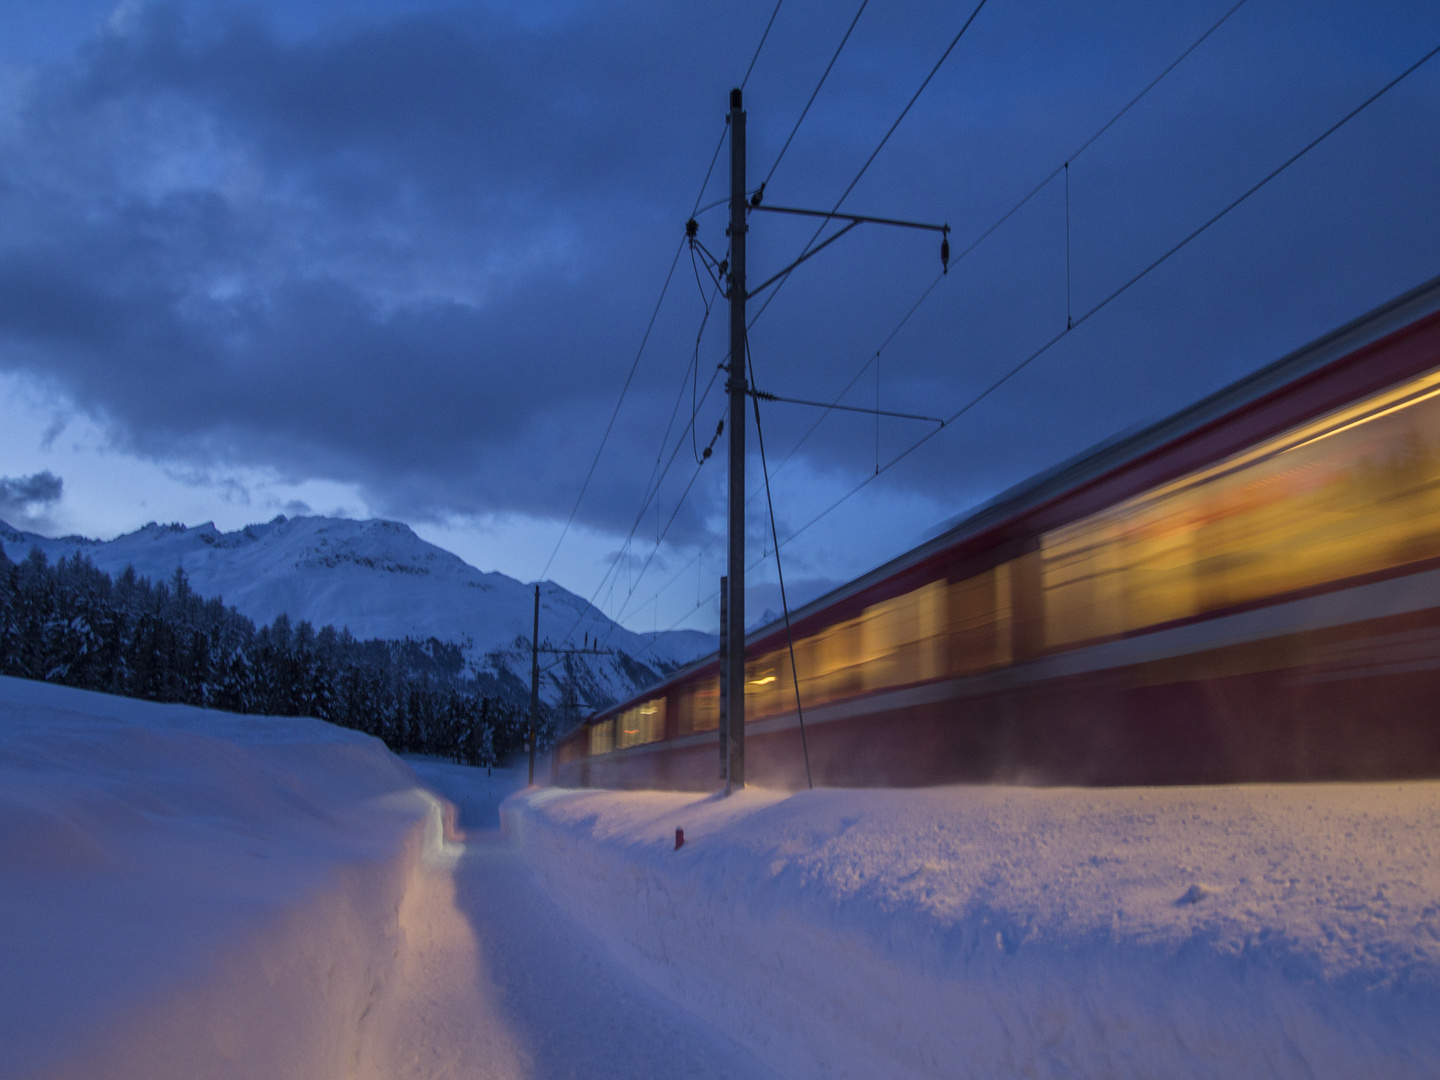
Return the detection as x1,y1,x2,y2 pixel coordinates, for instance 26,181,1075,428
583,273,1440,726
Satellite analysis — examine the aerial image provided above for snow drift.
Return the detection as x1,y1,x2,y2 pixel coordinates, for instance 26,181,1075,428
505,782,1440,1079
0,675,456,1080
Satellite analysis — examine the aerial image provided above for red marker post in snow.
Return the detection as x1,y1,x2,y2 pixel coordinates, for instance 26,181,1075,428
675,828,684,850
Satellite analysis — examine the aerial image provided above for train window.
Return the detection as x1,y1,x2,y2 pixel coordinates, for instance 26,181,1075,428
735,579,951,722
950,563,1014,674
858,580,947,691
675,676,720,734
588,718,615,756
1042,365,1440,648
615,697,667,749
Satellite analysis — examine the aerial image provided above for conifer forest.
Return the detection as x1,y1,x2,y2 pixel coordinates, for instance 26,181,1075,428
0,544,549,765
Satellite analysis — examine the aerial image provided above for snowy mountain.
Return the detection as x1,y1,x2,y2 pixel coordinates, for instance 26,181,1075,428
0,515,714,709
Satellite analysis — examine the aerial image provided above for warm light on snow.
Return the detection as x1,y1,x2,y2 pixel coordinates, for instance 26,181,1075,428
505,782,1440,1079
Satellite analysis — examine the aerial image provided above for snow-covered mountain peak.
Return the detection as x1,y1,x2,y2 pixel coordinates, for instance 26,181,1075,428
0,514,714,709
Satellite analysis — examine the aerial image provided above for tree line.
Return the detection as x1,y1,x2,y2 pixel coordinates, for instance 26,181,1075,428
0,544,553,766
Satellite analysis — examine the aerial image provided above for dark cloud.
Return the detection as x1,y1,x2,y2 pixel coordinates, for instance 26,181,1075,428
0,470,64,529
0,0,1437,583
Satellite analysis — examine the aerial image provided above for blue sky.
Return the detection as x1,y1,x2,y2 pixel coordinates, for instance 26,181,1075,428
1,0,1437,634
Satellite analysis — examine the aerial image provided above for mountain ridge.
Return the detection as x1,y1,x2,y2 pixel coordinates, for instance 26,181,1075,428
0,514,714,709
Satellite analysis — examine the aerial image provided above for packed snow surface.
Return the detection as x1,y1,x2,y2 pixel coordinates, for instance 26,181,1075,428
505,781,1440,1079
0,515,714,702
0,676,770,1079
0,675,434,1079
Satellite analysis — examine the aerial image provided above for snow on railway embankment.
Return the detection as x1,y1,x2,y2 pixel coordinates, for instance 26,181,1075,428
0,675,454,1080
505,781,1440,1080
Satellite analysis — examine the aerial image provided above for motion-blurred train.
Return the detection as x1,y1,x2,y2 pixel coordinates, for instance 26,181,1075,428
555,277,1440,789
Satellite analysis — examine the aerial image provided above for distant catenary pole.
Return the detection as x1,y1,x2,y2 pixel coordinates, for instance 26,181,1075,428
529,583,540,786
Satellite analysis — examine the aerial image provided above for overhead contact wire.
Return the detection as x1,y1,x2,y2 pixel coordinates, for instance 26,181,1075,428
763,0,871,189
755,38,1440,562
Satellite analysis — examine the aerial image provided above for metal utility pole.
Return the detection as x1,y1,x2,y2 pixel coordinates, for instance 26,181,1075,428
528,589,615,787
725,86,747,792
529,583,540,786
687,89,945,796
718,575,729,781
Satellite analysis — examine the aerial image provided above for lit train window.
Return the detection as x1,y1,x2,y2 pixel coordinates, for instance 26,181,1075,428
588,718,615,756
737,578,951,721
950,563,1013,674
675,676,720,734
615,697,667,749
1042,365,1440,647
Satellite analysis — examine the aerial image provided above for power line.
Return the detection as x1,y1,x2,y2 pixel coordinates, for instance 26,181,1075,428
556,332,728,650
747,338,813,789
621,33,1440,648
550,0,787,631
743,0,1256,498
950,0,1251,270
538,236,686,581
691,126,730,218
745,0,988,333
762,0,871,190
751,37,1440,562
608,271,945,636
741,0,786,91
552,287,734,653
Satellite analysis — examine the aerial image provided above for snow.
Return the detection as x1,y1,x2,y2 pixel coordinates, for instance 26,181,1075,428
0,676,772,1079
406,758,780,1079
0,674,430,1079
10,665,1435,1078
0,515,714,702
504,782,1440,1079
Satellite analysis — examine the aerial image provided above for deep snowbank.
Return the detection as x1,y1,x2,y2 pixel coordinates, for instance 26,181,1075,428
0,676,445,1080
505,782,1440,1079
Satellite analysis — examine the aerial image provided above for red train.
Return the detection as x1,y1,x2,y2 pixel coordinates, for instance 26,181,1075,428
555,277,1440,789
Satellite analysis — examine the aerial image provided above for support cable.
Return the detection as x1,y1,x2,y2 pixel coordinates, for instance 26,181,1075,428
950,0,1250,270
748,338,814,789
692,127,730,219
1065,161,1073,330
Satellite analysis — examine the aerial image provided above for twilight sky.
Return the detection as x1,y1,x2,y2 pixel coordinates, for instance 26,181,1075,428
1,0,1437,635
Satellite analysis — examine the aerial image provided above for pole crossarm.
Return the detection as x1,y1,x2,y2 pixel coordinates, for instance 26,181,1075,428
750,203,950,235
745,218,862,299
744,207,951,300
751,388,944,426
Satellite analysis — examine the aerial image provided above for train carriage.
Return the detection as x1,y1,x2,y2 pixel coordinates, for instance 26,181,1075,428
556,276,1440,789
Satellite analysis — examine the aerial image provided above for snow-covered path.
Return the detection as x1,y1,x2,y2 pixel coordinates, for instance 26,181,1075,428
398,759,778,1080
0,679,771,1080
